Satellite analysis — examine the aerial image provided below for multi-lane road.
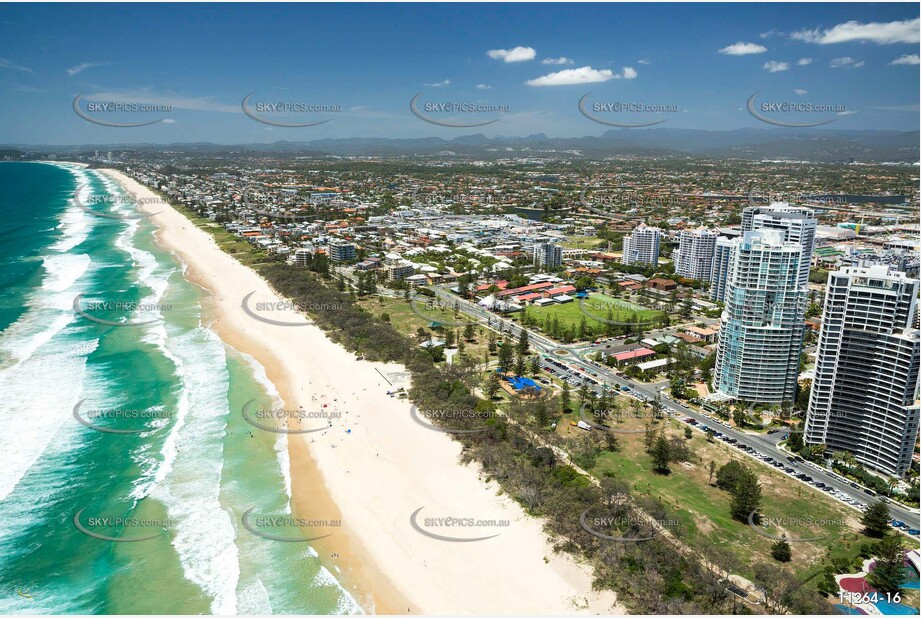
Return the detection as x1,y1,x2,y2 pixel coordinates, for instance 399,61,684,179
425,286,920,531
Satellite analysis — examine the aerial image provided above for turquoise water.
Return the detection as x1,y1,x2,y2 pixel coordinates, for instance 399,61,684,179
874,600,919,615
0,163,360,614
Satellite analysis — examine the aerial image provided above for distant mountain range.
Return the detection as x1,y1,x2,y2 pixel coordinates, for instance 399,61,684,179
6,128,919,162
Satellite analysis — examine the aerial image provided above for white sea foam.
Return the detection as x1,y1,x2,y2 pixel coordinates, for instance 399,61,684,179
0,194,93,369
0,167,97,501
313,566,365,615
114,217,169,324
141,326,241,615
236,579,273,615
49,175,93,253
102,189,242,614
229,351,362,615
236,351,292,513
0,338,97,502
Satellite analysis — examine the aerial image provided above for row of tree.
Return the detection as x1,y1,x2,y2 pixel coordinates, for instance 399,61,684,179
252,260,842,614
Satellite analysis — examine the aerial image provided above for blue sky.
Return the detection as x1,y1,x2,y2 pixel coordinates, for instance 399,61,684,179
1,3,918,144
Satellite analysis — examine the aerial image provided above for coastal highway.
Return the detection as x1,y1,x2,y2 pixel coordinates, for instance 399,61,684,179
424,286,921,530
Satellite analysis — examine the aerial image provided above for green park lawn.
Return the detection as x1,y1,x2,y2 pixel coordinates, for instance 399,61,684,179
558,400,867,582
517,293,662,336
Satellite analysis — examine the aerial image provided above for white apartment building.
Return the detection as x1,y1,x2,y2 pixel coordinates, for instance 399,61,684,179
532,242,563,269
709,236,736,303
742,203,817,287
712,230,807,404
675,227,718,280
805,266,920,477
622,225,661,266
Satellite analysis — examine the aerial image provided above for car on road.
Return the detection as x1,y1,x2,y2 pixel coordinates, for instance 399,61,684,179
891,520,906,528
907,529,920,536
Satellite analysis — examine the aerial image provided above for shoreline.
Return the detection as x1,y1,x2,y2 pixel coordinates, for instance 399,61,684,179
100,167,624,615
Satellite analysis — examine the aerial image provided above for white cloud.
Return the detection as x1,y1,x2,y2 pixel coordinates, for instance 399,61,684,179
797,57,813,66
424,79,451,87
637,58,651,65
161,118,177,124
763,60,789,73
759,29,783,39
0,58,32,73
67,62,104,77
837,110,857,116
487,46,536,63
830,57,864,69
793,89,808,95
791,18,919,45
541,57,573,65
718,41,767,55
476,83,491,90
525,66,614,87
622,66,638,79
890,54,920,66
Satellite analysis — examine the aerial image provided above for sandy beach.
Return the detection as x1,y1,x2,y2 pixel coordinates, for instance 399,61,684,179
102,168,624,615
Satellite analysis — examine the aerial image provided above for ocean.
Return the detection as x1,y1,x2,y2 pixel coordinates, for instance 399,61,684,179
0,162,361,614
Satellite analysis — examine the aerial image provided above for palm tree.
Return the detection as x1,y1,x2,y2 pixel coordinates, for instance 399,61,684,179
840,451,857,469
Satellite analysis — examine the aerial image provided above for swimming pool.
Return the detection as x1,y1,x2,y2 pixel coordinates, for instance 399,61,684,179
834,604,866,615
874,599,919,615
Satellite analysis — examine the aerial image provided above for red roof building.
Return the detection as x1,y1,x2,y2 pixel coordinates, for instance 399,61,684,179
497,281,555,298
612,348,656,364
545,285,577,297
